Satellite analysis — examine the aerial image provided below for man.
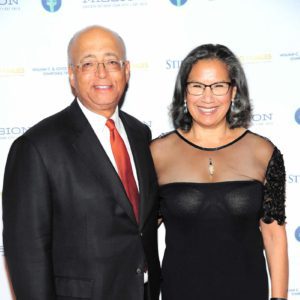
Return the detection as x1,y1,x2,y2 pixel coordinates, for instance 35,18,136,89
2,25,160,300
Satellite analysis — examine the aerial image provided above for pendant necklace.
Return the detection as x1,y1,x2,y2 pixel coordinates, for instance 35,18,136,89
208,158,214,176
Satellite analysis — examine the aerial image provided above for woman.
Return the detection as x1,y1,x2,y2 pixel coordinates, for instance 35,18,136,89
151,44,288,300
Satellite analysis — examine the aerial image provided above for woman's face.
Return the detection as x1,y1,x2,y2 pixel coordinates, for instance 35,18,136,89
186,58,237,130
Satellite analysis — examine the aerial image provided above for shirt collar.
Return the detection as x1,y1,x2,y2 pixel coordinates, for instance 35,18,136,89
77,98,122,132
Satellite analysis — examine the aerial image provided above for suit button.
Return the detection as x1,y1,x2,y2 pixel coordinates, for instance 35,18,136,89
140,232,143,237
136,267,142,274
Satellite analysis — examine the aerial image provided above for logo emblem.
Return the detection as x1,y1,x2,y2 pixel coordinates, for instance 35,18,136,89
169,0,187,6
295,108,300,124
41,0,61,12
295,227,300,242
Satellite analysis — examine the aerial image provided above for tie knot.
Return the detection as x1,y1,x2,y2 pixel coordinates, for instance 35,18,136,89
106,119,116,131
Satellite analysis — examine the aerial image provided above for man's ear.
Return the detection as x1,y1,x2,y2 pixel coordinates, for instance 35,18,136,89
68,65,75,86
68,66,77,96
125,61,130,83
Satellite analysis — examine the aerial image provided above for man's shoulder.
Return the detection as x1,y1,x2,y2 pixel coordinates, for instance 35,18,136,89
24,104,72,140
120,110,150,133
7,103,75,159
120,110,151,141
19,100,84,149
120,110,145,126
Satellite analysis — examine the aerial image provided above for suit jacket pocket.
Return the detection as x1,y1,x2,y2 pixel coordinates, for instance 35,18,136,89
55,276,94,299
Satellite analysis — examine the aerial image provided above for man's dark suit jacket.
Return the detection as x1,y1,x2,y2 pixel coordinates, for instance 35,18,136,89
2,100,161,300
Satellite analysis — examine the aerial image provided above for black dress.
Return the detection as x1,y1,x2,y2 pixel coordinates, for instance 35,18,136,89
156,130,286,300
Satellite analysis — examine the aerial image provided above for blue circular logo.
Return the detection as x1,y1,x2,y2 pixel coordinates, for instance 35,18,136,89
295,108,300,124
42,0,62,13
295,227,300,242
170,0,188,6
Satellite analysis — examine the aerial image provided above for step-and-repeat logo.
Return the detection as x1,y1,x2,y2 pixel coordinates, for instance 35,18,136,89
295,108,300,124
169,0,187,6
0,66,24,76
166,59,182,70
295,226,300,242
32,66,68,76
251,112,273,126
0,0,20,11
82,0,148,9
239,53,272,64
279,51,300,61
287,175,300,184
0,127,29,140
42,0,62,12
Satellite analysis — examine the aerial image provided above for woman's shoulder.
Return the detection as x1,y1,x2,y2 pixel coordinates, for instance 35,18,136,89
246,130,280,162
247,130,276,147
151,130,177,144
150,130,178,155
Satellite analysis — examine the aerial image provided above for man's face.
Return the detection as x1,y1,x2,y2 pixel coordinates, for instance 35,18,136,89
68,28,130,118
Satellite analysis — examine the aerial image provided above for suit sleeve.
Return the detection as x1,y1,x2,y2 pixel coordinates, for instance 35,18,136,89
144,123,152,143
2,136,55,299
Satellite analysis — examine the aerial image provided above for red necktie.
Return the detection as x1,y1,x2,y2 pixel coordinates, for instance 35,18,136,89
106,119,140,222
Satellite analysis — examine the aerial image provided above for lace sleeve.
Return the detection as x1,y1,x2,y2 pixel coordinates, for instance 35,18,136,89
262,147,286,225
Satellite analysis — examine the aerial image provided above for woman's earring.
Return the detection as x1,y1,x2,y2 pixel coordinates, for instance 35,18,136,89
231,99,236,111
183,99,188,114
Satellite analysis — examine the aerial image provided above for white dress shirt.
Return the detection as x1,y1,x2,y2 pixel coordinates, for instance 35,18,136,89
77,99,139,187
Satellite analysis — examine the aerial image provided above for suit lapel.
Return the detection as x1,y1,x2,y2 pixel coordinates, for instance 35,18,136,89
67,101,137,224
120,112,154,230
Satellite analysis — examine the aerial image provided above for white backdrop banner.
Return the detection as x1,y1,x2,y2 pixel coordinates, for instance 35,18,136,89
1,0,300,299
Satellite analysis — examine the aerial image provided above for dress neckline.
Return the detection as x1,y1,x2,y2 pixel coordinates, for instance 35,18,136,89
175,129,249,151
